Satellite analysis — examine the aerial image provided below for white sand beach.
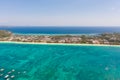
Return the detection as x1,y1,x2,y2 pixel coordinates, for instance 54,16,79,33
0,41,120,47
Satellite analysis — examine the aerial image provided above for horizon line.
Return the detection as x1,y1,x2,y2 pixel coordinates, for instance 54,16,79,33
0,25,120,27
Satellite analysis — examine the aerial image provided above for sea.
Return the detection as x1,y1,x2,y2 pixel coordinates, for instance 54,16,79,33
0,26,120,35
0,26,120,80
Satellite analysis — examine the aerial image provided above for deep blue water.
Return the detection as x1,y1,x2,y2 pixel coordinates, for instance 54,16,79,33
0,43,120,80
0,26,120,34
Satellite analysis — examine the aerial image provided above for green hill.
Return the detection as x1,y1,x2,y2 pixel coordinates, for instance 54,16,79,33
0,30,12,38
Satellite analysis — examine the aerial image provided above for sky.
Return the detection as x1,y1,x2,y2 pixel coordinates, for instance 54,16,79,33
0,0,120,26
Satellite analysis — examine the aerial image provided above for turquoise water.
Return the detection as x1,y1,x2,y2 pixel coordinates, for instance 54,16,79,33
0,43,120,80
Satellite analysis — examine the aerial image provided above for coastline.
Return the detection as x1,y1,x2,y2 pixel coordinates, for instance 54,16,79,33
15,33,97,36
1,30,120,46
0,41,120,47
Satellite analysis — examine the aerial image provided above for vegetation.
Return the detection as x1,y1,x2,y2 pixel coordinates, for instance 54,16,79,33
0,30,120,45
0,30,12,38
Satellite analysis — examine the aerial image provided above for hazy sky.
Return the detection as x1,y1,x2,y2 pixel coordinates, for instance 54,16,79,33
0,0,120,26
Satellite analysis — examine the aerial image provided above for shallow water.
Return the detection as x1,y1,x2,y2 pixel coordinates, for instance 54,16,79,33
0,43,120,80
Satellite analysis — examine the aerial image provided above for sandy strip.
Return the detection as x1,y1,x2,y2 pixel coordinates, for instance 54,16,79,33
0,41,120,47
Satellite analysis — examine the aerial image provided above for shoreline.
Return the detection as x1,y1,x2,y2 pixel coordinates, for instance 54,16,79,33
0,41,120,47
15,33,97,36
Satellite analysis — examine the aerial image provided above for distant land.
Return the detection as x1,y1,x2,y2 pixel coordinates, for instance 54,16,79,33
0,30,120,45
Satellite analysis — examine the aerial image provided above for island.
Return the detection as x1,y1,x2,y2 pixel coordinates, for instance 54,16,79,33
0,30,120,45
